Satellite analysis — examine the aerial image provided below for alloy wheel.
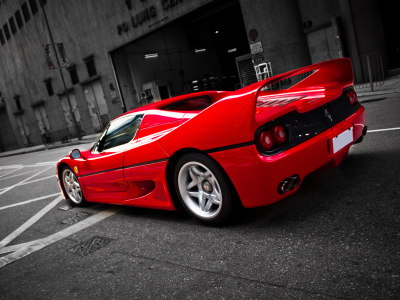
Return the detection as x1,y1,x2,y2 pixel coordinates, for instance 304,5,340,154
178,161,222,219
62,169,83,204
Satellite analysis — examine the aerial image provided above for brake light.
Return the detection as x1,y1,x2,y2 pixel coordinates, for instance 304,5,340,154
257,124,287,151
259,131,274,150
271,124,287,144
347,90,358,105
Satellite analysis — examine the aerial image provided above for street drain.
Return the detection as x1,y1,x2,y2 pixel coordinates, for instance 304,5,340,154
61,212,92,225
59,204,74,211
67,236,113,256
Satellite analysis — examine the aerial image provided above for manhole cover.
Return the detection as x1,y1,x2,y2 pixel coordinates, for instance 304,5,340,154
67,236,113,256
59,204,74,211
61,212,92,225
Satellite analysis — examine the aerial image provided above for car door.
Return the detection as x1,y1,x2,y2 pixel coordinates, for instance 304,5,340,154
79,113,144,202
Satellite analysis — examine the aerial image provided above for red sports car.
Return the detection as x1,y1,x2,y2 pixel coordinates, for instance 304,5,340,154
56,58,366,225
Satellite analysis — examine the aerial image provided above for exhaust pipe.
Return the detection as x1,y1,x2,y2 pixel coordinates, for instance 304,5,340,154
278,175,300,194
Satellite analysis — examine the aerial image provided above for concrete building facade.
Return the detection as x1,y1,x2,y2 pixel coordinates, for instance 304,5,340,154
0,0,397,151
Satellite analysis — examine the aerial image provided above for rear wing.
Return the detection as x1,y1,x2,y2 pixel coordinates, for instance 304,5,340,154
158,58,355,155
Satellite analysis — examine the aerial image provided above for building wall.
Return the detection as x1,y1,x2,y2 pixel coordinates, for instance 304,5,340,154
298,0,340,28
239,0,312,76
0,0,392,151
349,0,388,72
0,0,214,149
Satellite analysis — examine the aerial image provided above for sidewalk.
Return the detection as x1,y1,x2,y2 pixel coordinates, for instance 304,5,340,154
356,75,400,97
0,133,101,158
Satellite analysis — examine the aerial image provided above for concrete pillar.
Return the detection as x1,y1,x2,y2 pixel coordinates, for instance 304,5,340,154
239,0,311,76
339,0,388,78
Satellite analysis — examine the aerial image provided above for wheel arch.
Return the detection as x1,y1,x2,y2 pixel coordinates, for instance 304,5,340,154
57,162,71,197
165,148,242,209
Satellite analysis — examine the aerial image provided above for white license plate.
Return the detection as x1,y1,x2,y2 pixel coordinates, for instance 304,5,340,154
332,127,353,154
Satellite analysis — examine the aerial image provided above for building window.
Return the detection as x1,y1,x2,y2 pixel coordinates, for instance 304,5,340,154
15,10,24,29
15,98,22,111
86,59,97,77
29,0,38,15
39,0,47,7
9,17,17,35
69,68,79,85
21,3,31,22
0,30,5,45
3,24,11,40
45,81,54,96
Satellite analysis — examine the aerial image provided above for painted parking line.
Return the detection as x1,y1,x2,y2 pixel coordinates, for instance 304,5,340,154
0,165,23,169
368,127,400,133
0,240,38,255
0,195,64,250
0,168,23,179
0,169,38,181
0,205,123,268
35,161,57,165
18,175,55,186
0,167,52,196
0,193,61,211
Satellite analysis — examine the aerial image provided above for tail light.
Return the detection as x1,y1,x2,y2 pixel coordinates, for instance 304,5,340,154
259,131,274,150
257,124,287,151
347,90,358,105
271,124,287,144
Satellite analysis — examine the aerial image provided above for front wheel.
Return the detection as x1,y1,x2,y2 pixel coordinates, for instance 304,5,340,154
174,153,239,225
61,166,86,206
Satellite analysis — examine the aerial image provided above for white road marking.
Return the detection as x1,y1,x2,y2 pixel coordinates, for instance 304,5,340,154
0,193,61,211
18,175,55,186
0,168,23,179
0,169,38,181
1,164,53,169
35,161,57,165
0,165,23,169
0,240,38,255
0,166,52,196
0,195,63,250
368,127,400,133
0,206,123,268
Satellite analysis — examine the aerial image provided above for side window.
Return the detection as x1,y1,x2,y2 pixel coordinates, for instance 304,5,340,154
160,96,211,111
94,114,143,152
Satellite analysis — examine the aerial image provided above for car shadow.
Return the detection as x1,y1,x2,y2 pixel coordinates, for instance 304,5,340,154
81,149,397,230
227,149,397,229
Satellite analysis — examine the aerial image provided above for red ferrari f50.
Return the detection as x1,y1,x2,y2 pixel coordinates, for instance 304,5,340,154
56,58,366,225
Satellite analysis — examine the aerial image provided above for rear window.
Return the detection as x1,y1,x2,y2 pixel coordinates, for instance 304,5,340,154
161,96,211,111
94,114,143,152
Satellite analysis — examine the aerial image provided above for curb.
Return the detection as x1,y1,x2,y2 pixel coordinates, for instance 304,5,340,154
0,140,96,159
357,90,400,98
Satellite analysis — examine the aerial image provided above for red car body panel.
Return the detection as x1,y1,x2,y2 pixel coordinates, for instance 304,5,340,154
209,106,365,208
56,58,366,213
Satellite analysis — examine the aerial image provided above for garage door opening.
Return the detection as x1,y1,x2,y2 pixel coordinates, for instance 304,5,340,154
111,0,249,110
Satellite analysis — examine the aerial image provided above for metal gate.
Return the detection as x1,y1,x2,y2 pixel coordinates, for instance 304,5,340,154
235,54,258,87
351,53,385,91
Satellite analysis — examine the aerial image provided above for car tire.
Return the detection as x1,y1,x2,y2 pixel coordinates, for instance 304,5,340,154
61,166,87,207
174,152,239,225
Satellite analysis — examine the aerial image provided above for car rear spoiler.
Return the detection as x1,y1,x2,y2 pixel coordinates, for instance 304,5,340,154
158,58,355,155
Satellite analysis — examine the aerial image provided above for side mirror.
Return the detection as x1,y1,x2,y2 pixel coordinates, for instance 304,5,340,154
70,149,81,159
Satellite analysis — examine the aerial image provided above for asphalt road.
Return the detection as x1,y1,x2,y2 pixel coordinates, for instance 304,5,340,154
0,93,399,299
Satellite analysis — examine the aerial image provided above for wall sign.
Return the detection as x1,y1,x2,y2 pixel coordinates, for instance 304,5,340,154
117,0,184,35
248,29,258,41
162,0,183,10
250,41,263,55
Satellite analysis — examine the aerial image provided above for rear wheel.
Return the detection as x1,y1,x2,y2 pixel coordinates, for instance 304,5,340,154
61,166,86,206
174,153,239,225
